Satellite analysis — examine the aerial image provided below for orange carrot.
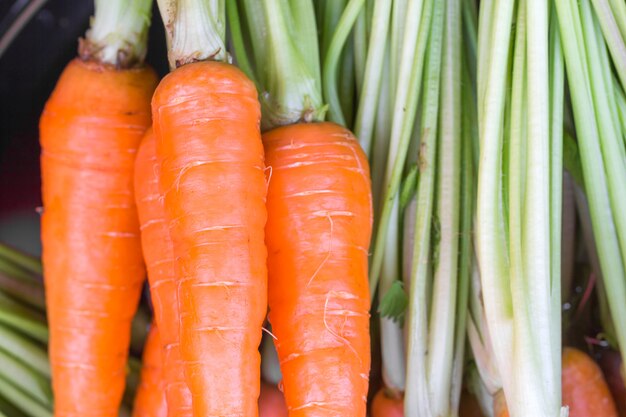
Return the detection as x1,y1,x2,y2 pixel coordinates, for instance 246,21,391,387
562,347,618,417
259,381,288,417
151,61,267,417
132,325,167,417
493,347,619,417
40,56,157,416
263,122,372,417
371,388,403,417
598,349,626,417
135,128,193,416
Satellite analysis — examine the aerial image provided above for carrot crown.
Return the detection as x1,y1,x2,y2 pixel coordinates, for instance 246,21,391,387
80,0,153,68
159,0,227,68
229,0,326,130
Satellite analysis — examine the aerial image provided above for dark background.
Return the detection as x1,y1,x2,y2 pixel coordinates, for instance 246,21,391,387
0,0,169,255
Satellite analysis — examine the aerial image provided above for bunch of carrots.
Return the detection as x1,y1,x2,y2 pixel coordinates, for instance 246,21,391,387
0,0,622,416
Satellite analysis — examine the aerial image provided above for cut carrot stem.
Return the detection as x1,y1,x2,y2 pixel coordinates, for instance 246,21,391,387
134,128,193,417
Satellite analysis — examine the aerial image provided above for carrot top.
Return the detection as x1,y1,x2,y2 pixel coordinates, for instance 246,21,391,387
228,0,325,129
158,0,227,68
80,0,153,68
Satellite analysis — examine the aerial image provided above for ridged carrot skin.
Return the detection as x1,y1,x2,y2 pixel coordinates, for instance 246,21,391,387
134,128,193,416
562,347,618,417
263,122,372,417
371,389,403,417
40,58,157,417
132,325,168,417
152,61,268,417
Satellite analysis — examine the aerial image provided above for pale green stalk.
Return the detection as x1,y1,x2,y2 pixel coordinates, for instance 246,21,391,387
322,0,365,125
609,0,626,41
0,293,48,344
0,272,45,312
404,1,444,416
370,47,392,211
0,377,51,417
0,245,41,276
289,0,322,86
556,0,626,374
353,0,392,155
379,202,405,393
449,60,474,415
353,8,368,94
0,324,49,378
424,0,462,413
167,0,226,65
475,1,514,408
83,0,152,67
590,0,626,91
580,0,626,273
368,0,430,299
260,0,325,128
548,5,565,399
225,0,259,87
239,0,267,82
0,350,51,408
616,86,626,140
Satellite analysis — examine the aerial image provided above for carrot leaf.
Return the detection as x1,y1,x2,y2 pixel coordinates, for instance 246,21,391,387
378,280,408,325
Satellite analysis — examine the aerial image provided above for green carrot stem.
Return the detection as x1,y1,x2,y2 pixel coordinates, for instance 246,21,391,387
353,7,368,95
0,350,51,408
0,377,51,417
404,0,445,415
322,0,365,125
226,0,258,87
0,258,36,284
80,0,153,68
548,4,565,394
239,0,267,83
165,0,226,66
353,0,392,156
590,0,626,92
0,324,49,378
0,293,48,344
368,0,432,300
0,272,45,312
608,0,626,42
259,0,324,128
0,393,28,417
0,244,41,276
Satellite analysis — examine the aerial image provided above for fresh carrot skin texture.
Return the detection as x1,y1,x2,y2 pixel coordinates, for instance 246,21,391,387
134,128,193,417
264,122,372,417
259,381,288,417
40,58,157,417
132,325,168,417
152,61,268,417
562,347,618,417
371,389,403,417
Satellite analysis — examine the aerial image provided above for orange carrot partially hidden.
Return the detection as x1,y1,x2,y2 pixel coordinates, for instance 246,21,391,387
132,325,167,417
135,129,193,417
40,57,157,417
259,381,288,417
264,122,372,417
371,388,403,417
562,347,618,417
152,61,267,417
